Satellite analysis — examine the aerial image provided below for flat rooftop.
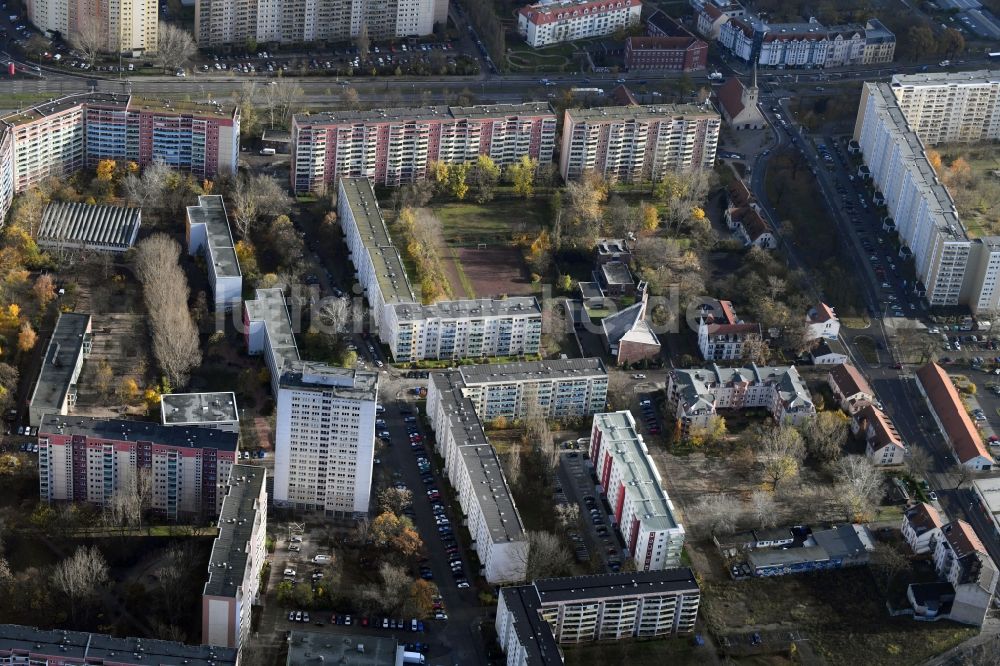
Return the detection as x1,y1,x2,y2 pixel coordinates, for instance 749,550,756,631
339,177,415,305
161,392,239,426
748,545,829,568
973,477,1000,522
600,261,633,286
533,568,699,604
279,361,379,401
459,357,607,385
29,312,91,417
0,624,236,665
432,371,525,543
38,201,140,250
391,296,541,322
2,93,126,127
187,195,241,278
566,104,719,122
498,587,564,664
593,411,680,531
891,70,1000,87
286,631,399,666
127,96,236,120
295,102,553,126
40,415,239,451
204,465,266,598
245,287,300,373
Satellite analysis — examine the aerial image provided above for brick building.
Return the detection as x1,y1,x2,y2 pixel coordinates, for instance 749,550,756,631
625,36,707,71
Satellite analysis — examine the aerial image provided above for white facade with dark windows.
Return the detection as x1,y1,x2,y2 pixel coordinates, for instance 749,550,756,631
517,0,642,47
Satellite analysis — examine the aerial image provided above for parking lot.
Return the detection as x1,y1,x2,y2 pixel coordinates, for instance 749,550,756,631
558,446,627,574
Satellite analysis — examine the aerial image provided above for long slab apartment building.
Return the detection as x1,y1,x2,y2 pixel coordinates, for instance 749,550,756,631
496,569,701,665
195,0,448,47
338,176,543,362
426,358,609,583
292,103,557,193
853,72,1000,312
517,0,642,48
559,104,720,182
0,93,240,221
244,287,380,517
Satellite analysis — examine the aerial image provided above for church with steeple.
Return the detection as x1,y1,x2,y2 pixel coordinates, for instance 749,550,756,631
716,61,766,130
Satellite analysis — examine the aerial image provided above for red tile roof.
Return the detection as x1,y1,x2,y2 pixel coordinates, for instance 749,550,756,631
627,36,702,51
905,502,943,533
716,77,746,119
609,84,639,107
701,3,723,19
828,363,872,400
810,302,837,323
857,404,902,450
518,0,640,24
727,179,752,208
718,299,737,325
943,519,986,558
741,209,770,241
916,363,993,465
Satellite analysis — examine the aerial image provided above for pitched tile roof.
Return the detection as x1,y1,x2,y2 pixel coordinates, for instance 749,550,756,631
916,363,993,465
829,363,872,399
857,404,903,450
942,519,986,558
716,77,746,119
809,302,837,323
904,502,943,534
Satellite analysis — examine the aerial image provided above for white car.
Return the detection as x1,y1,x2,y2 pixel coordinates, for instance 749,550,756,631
632,374,646,379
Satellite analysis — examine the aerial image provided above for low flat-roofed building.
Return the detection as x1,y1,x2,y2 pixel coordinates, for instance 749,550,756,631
37,201,141,253
286,631,400,665
186,195,242,311
161,391,239,432
971,476,1000,540
203,465,267,658
28,312,92,426
0,624,236,665
598,261,634,296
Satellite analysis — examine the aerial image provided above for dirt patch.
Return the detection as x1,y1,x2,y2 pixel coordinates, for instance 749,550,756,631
456,246,535,298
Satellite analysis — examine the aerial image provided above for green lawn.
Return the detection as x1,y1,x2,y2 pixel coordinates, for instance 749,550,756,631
506,42,580,72
433,199,548,245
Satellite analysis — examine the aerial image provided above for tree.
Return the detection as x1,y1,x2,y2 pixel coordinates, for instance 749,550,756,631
262,77,304,129
118,377,141,403
554,502,580,531
938,28,964,58
155,22,197,73
640,202,659,232
686,415,727,447
33,274,57,309
69,14,105,67
409,579,436,617
506,442,522,489
94,360,115,397
837,455,884,521
749,490,777,529
230,173,293,238
132,235,202,386
369,511,424,557
51,546,109,623
697,493,743,537
355,22,371,64
801,411,848,464
0,363,19,414
268,215,305,270
741,333,771,365
469,155,501,203
905,447,931,480
519,531,572,580
870,542,910,591
509,156,537,199
314,294,351,336
756,424,805,491
903,24,936,61
233,82,260,138
378,487,413,515
17,322,37,352
448,163,469,200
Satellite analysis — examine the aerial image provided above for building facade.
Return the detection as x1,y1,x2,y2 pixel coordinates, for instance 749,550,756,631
186,195,242,311
517,0,641,47
902,502,943,555
667,364,816,432
338,177,543,361
497,569,700,657
827,363,874,414
293,104,556,193
889,71,1000,145
0,626,235,665
590,411,685,569
38,415,239,521
28,0,158,54
852,404,905,466
696,299,760,360
202,465,267,660
0,93,239,221
195,0,445,46
560,105,720,182
916,362,993,470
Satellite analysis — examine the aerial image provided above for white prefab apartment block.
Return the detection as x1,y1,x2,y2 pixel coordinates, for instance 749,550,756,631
559,105,720,182
274,364,379,517
338,177,543,361
888,71,1000,146
497,569,700,658
853,81,1000,313
590,411,685,570
28,0,158,53
426,372,528,584
202,465,267,659
186,195,242,311
517,0,641,47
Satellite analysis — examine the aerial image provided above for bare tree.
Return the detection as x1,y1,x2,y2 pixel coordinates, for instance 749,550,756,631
133,235,202,386
870,542,910,591
313,295,350,336
749,490,777,529
69,15,106,67
262,77,304,129
836,455,885,521
377,487,413,515
506,442,523,490
518,531,572,580
233,82,260,138
697,493,744,537
155,22,196,73
230,173,293,238
756,424,805,491
376,562,411,613
904,447,932,481
355,22,370,64
741,333,771,365
554,503,580,531
801,411,848,465
51,546,109,623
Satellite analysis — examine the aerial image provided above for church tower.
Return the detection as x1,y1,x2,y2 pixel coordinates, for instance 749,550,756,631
743,59,760,109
